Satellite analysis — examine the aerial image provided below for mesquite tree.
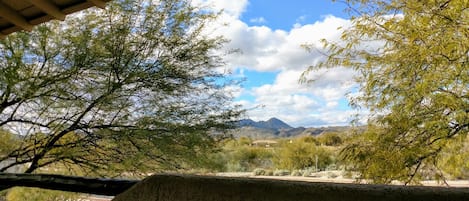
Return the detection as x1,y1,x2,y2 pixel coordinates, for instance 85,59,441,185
304,0,468,184
0,0,239,176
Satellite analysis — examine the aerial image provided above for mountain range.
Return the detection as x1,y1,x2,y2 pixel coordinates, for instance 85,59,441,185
232,118,351,139
237,118,293,130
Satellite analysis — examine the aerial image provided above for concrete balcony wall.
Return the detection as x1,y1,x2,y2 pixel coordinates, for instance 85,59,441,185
113,174,469,201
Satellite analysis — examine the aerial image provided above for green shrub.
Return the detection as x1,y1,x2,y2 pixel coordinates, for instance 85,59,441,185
226,162,245,172
253,168,266,176
225,145,274,172
6,187,78,201
291,170,302,176
273,140,334,171
317,132,343,146
273,169,290,176
301,167,316,177
299,136,320,145
438,135,469,180
326,164,338,171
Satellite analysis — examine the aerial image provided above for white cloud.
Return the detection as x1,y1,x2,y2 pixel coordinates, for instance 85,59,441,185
216,15,350,73
240,68,359,127
224,85,244,98
293,15,307,28
192,0,248,18
306,68,357,101
197,3,366,127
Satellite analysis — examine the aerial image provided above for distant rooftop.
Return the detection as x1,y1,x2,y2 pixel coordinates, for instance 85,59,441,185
0,0,111,37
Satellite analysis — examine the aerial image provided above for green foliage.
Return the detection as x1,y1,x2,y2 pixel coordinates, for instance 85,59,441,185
290,170,302,176
252,168,267,176
225,144,274,172
1,190,7,201
298,136,321,145
265,169,274,176
196,151,230,172
5,187,78,201
438,135,469,180
317,132,343,146
274,139,334,171
211,136,342,173
302,168,314,177
304,0,469,184
327,172,339,178
216,138,275,172
340,126,415,183
237,137,253,146
0,130,18,156
0,0,240,175
273,169,291,176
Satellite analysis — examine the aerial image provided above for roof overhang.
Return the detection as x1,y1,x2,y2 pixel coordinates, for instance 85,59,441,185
0,0,111,37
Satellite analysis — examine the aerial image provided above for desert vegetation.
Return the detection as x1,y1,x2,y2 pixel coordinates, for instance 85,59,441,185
0,0,468,200
204,130,469,183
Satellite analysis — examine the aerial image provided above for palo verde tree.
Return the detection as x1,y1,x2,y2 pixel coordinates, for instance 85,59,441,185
303,0,468,184
0,0,240,177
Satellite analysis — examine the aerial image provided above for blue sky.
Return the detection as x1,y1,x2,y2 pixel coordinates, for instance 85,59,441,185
240,0,349,30
195,0,366,127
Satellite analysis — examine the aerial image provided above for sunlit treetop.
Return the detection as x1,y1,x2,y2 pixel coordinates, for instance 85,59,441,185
304,0,468,184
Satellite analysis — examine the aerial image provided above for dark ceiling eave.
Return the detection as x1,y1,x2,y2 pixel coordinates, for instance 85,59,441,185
0,0,111,37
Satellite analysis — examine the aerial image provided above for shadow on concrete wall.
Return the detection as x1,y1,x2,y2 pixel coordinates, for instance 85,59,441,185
113,174,469,201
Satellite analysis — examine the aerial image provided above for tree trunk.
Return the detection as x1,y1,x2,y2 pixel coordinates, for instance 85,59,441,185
0,173,138,196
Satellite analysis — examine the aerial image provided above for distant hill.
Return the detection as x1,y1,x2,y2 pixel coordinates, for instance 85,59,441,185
237,118,292,130
232,118,352,139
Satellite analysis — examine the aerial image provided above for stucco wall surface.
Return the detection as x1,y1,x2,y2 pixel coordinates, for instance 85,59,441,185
113,174,469,201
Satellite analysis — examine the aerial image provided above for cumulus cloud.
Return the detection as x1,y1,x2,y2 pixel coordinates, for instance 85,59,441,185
217,15,349,72
194,1,365,127
192,0,248,18
241,68,359,127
